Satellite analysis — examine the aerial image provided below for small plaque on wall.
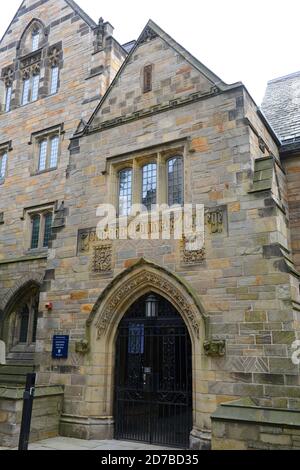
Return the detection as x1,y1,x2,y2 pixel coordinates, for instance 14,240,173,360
52,335,69,359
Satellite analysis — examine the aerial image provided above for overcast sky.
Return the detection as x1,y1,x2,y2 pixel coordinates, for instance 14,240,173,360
1,0,299,104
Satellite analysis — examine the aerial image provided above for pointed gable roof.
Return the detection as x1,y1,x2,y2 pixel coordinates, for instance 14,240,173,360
64,0,96,28
0,0,96,45
83,19,242,134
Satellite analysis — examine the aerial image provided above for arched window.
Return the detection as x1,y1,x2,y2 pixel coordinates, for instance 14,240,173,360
167,156,184,206
142,163,157,210
31,28,40,52
118,168,132,216
3,287,40,361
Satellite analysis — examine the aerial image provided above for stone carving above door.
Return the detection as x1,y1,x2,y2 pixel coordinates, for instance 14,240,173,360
92,244,113,273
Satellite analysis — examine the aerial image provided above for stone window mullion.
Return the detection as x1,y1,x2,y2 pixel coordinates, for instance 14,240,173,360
132,158,141,207
46,137,51,169
157,152,166,206
39,211,46,249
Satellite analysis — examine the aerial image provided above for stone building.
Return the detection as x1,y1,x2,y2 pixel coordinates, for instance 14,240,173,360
0,0,299,450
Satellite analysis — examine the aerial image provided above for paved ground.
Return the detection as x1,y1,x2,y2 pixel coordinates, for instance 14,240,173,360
0,436,179,451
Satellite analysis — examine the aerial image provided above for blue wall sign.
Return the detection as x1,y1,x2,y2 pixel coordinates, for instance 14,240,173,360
52,335,69,359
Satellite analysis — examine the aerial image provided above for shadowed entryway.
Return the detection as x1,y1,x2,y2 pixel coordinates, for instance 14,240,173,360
114,293,193,448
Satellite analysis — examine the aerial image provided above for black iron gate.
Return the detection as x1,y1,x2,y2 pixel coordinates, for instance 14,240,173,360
115,294,192,448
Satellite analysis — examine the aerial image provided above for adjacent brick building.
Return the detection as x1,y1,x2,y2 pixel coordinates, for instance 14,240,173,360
0,0,299,450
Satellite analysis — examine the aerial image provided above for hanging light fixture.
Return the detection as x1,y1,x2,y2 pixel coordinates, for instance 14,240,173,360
145,294,159,318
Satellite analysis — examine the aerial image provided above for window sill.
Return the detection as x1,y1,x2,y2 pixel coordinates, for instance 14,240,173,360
27,248,48,255
31,167,58,176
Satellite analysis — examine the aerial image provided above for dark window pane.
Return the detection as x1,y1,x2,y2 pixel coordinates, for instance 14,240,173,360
19,305,29,343
168,157,184,206
31,215,40,249
142,163,157,210
119,168,132,216
43,213,53,247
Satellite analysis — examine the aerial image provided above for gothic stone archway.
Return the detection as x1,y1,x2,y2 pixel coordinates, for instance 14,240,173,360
81,259,210,449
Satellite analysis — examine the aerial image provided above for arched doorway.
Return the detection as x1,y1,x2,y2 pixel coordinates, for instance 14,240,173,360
1,284,40,363
114,293,193,448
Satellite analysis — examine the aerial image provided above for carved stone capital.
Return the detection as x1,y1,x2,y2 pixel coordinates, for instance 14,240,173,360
75,340,90,355
204,340,226,357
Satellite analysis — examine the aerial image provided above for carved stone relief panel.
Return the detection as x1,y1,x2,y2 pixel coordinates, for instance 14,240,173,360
92,244,113,273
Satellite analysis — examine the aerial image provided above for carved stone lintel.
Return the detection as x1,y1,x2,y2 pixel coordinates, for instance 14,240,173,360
75,340,89,355
204,340,226,357
92,244,113,273
20,50,42,69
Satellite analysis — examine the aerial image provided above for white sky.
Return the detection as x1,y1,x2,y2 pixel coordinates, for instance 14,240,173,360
1,0,300,105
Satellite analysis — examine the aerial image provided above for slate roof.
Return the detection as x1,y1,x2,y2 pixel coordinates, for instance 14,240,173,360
262,71,300,143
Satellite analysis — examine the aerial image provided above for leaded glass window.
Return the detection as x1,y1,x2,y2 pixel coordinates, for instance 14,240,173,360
31,215,40,249
19,305,29,343
49,136,59,168
32,30,40,52
43,213,53,247
31,74,40,101
50,66,59,95
5,86,12,112
119,168,132,216
0,153,7,179
142,163,157,210
167,157,184,206
38,140,47,171
22,78,30,105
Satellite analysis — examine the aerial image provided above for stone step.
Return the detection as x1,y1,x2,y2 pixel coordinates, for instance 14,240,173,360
0,364,35,386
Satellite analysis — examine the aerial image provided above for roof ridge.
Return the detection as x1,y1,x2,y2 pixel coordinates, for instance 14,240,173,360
64,0,96,28
267,70,300,84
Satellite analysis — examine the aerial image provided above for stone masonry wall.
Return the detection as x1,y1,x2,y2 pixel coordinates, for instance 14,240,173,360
34,31,300,439
0,0,126,314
